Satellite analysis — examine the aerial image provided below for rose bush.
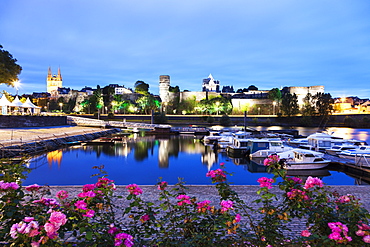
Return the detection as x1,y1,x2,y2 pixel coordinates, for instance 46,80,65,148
0,157,369,246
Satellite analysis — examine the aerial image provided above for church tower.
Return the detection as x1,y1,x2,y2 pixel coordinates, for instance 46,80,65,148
47,67,63,96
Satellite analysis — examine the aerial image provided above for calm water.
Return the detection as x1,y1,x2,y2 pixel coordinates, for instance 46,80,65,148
24,127,370,186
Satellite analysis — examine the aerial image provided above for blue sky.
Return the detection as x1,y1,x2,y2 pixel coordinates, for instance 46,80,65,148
1,0,370,98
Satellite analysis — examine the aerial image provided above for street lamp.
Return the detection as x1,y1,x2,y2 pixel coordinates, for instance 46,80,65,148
273,101,276,115
215,101,220,115
258,107,261,115
13,80,21,96
59,103,63,112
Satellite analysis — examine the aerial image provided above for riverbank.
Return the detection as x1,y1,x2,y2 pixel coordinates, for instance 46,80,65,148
0,126,121,158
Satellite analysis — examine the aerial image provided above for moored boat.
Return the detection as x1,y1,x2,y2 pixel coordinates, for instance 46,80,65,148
282,149,330,170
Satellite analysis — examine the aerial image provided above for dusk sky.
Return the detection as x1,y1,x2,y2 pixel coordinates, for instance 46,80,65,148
1,0,370,98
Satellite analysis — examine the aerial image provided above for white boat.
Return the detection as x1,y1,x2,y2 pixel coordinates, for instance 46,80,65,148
281,149,330,170
217,131,252,149
287,138,308,147
202,131,233,145
300,132,366,152
250,139,294,158
325,144,360,156
226,138,250,157
338,146,370,167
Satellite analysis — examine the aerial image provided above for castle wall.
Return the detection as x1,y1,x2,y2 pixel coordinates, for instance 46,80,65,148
288,86,324,105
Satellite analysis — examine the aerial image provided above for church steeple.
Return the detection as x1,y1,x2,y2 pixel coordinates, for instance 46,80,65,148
57,67,62,80
47,67,52,80
46,67,63,95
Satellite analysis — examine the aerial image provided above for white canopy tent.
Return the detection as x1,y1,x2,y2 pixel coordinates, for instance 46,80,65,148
22,98,41,114
0,94,12,115
9,96,25,114
0,95,41,115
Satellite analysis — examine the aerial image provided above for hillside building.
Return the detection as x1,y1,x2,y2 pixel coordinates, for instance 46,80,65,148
46,67,62,97
202,74,220,92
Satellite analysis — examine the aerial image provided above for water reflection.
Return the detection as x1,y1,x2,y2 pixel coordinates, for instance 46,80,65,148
25,129,370,186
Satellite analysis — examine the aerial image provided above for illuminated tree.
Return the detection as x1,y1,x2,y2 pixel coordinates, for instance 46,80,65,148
301,93,316,116
136,95,160,114
0,45,22,86
134,81,150,95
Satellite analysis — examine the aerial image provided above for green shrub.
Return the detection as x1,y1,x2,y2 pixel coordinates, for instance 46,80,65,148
153,112,168,124
107,112,115,119
219,114,231,126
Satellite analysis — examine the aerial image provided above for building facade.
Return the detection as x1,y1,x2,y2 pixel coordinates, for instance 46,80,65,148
46,67,62,97
202,74,220,92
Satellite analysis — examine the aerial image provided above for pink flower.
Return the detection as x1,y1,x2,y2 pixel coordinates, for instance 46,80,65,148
75,200,88,210
44,222,58,239
32,197,59,206
96,177,115,188
287,189,310,201
24,217,35,222
220,200,234,212
49,211,67,228
257,177,274,189
83,209,95,218
126,184,143,195
83,184,96,191
140,214,150,222
263,154,280,166
287,177,303,184
108,224,119,235
328,222,352,243
0,181,19,191
31,241,40,247
176,194,191,206
77,191,96,198
56,190,68,200
157,181,168,190
25,184,41,192
234,214,241,223
197,200,211,212
206,169,226,182
301,230,311,237
115,232,134,247
363,235,370,243
303,176,324,189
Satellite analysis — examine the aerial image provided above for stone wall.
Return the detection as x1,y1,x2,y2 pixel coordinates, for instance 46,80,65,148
0,116,67,128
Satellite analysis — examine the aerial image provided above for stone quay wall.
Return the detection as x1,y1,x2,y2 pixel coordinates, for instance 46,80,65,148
0,115,67,128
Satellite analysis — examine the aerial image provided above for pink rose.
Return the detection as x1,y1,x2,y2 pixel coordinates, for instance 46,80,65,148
56,190,68,200
83,209,95,218
301,230,311,237
75,200,88,210
49,211,67,228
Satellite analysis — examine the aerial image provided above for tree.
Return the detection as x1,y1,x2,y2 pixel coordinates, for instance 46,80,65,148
134,81,149,95
247,85,258,91
136,95,160,114
268,88,282,102
280,92,299,117
301,93,316,116
313,92,334,123
0,45,22,86
169,85,180,93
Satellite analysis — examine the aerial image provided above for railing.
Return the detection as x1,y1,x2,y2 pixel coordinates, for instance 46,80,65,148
67,116,171,130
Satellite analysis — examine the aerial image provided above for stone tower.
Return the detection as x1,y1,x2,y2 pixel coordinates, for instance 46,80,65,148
159,75,170,103
47,67,63,96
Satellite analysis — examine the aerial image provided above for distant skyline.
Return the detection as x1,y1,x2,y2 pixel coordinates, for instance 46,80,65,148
1,0,370,98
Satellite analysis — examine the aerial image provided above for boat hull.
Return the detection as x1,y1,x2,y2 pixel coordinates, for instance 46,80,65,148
284,161,330,170
226,147,250,158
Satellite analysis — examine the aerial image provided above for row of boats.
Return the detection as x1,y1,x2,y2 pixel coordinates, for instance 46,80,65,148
202,130,370,170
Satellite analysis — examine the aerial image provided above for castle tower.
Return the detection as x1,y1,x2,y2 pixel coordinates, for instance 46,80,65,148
159,75,170,103
47,67,63,96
